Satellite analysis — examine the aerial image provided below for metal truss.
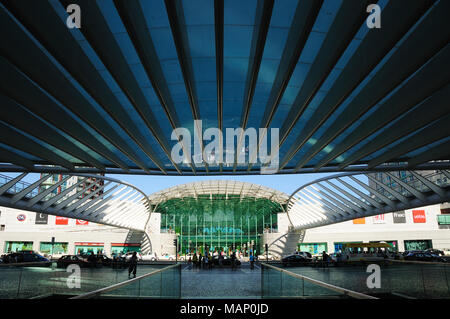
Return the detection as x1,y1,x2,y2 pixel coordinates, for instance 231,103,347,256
286,170,450,230
0,173,151,231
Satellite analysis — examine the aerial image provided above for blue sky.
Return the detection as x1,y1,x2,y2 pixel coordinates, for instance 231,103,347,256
4,171,335,196
110,172,333,196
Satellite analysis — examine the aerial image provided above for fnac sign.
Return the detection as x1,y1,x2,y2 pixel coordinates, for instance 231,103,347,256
412,210,426,223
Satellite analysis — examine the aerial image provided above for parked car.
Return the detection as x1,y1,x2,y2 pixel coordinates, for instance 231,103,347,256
123,252,142,261
57,255,89,268
425,249,444,256
294,251,313,259
257,254,276,261
404,252,439,262
141,252,158,261
2,251,51,266
282,254,312,267
158,253,176,261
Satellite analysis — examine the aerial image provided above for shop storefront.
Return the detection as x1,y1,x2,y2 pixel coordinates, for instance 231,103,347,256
369,240,399,251
74,242,104,255
4,241,33,253
298,242,328,255
39,242,68,255
404,239,433,251
334,241,362,253
111,243,141,255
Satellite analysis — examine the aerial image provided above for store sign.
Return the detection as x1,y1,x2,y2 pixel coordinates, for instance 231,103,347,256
412,210,426,223
76,219,89,225
393,211,406,224
35,213,48,225
17,214,26,222
74,242,104,246
353,217,365,224
372,214,385,224
55,216,69,225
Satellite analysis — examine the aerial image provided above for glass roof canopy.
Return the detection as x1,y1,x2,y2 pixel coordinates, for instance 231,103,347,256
148,180,289,207
0,0,449,175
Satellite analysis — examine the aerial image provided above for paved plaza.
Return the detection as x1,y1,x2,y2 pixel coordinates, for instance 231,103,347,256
181,263,261,299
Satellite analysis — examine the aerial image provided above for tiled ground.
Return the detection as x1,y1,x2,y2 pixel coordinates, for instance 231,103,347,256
181,263,261,298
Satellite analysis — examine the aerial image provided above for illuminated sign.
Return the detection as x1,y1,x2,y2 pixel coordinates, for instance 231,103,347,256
55,216,69,225
412,210,426,223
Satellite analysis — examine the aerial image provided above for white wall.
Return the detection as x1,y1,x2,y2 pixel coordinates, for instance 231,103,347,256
302,204,450,252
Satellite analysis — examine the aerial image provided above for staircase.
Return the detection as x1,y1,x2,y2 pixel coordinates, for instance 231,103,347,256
125,230,152,254
268,229,305,258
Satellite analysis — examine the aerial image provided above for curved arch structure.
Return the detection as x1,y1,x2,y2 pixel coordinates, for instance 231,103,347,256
148,180,289,208
0,173,151,231
287,170,450,231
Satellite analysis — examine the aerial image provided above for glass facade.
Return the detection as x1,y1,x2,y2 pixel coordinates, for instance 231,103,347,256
39,242,68,255
157,195,282,256
75,245,104,255
4,241,33,253
404,240,433,251
298,243,328,255
111,244,141,255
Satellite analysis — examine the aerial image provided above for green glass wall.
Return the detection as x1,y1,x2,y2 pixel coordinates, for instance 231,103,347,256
157,195,282,256
39,242,68,255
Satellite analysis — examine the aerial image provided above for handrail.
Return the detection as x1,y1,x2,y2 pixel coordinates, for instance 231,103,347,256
390,259,450,266
71,263,180,299
0,261,52,267
261,263,378,299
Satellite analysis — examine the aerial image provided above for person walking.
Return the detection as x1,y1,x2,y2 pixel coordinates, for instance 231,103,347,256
322,251,329,268
128,251,138,278
192,252,198,270
249,253,255,270
231,251,236,271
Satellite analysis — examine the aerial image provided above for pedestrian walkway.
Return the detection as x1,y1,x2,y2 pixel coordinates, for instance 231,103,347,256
181,263,261,299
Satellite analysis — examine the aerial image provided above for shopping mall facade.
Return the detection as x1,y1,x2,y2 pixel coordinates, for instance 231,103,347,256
1,179,449,257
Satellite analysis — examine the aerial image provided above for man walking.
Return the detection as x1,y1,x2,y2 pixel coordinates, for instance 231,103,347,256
128,251,138,278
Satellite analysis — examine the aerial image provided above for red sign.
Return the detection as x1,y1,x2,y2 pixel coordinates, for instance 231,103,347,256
17,214,26,222
412,210,426,223
111,243,141,247
373,214,385,224
76,219,89,225
55,216,68,225
74,242,104,246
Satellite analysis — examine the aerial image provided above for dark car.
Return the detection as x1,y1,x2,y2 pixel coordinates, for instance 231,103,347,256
404,252,439,262
57,255,89,268
425,249,444,256
282,254,312,267
211,255,241,267
3,251,51,266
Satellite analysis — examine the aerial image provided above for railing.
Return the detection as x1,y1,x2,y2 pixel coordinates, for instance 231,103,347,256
261,263,377,299
0,173,38,198
262,261,450,299
0,263,179,299
71,263,181,299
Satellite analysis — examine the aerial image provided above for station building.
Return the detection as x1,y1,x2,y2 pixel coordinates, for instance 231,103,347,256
1,197,449,257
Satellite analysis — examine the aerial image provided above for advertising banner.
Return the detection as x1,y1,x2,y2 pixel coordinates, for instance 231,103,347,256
372,214,385,224
35,213,48,225
412,210,426,223
393,211,406,224
353,217,365,224
55,216,69,225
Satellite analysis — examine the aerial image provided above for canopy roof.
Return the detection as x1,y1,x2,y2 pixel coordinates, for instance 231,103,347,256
0,0,449,175
148,180,289,207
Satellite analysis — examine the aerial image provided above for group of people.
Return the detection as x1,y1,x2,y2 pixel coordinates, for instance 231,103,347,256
191,252,214,270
